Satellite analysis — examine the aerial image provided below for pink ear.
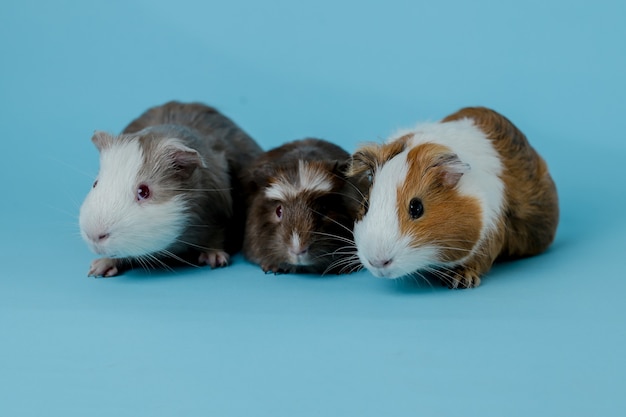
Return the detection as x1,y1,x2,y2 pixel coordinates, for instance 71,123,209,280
91,131,114,151
433,153,470,187
164,140,206,178
171,146,204,169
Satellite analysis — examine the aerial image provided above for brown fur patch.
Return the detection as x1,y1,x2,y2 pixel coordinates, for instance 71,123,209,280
349,134,413,177
397,143,482,264
442,107,559,259
348,134,414,220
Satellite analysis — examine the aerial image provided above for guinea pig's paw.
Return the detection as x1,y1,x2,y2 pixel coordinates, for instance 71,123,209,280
198,250,230,268
261,263,285,275
88,258,119,278
447,267,481,289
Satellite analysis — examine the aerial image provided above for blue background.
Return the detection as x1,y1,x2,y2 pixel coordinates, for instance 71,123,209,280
1,0,625,416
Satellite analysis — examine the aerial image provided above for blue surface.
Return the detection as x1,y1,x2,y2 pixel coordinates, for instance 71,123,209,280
1,1,625,416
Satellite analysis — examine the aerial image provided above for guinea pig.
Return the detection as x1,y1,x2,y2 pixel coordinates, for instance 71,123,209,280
348,107,559,288
242,138,360,275
79,101,262,277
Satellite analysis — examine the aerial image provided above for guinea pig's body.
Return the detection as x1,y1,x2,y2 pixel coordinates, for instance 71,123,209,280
79,101,262,277
242,138,359,274
349,107,559,288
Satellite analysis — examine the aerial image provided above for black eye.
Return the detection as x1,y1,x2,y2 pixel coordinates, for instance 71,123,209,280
137,184,151,201
408,198,424,219
92,180,98,188
275,205,283,219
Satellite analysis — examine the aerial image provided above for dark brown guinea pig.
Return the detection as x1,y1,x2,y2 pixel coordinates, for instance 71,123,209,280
242,138,360,275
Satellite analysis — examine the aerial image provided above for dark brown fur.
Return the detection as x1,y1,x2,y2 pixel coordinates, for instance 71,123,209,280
242,138,360,274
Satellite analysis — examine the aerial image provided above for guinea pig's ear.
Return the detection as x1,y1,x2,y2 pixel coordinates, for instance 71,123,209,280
250,164,274,186
432,153,471,187
91,131,115,152
350,137,409,176
164,140,206,178
331,159,351,177
348,144,379,177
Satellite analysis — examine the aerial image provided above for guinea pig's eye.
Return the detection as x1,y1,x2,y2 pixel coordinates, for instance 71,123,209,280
137,184,151,201
408,198,424,219
275,205,283,220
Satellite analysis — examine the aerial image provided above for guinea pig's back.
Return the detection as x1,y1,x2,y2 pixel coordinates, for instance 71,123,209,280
123,101,263,173
442,107,559,259
260,138,349,166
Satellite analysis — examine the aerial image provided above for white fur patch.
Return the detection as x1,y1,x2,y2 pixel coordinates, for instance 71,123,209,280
290,232,301,253
79,140,188,258
355,118,505,278
354,151,438,278
407,119,504,247
265,160,333,201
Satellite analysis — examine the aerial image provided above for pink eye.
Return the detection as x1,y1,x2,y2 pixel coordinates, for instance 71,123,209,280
275,205,283,219
137,184,151,201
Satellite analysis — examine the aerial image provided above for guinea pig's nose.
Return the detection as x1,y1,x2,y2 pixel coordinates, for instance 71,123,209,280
290,246,309,256
370,258,393,269
88,231,109,242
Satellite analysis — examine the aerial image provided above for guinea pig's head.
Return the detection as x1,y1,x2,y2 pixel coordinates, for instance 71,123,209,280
79,130,205,258
349,136,481,278
248,159,355,271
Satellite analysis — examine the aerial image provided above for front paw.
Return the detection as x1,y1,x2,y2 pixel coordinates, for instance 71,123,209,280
261,263,294,275
447,267,481,289
198,250,230,268
88,258,119,277
261,263,282,274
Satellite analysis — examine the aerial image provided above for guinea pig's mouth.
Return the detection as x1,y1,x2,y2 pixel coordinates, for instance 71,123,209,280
289,254,313,266
369,268,399,279
91,245,119,258
87,240,123,258
88,242,108,256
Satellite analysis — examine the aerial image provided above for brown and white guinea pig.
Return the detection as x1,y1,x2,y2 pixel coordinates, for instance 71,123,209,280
348,107,559,288
79,101,263,277
242,138,360,275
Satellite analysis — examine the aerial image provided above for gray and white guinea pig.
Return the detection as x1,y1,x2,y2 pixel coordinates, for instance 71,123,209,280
242,138,360,275
79,101,263,277
348,107,559,288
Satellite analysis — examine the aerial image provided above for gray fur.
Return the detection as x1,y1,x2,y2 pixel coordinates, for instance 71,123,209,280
83,101,262,276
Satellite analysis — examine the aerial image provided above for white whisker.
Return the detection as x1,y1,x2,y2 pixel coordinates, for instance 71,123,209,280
173,238,223,253
310,209,355,236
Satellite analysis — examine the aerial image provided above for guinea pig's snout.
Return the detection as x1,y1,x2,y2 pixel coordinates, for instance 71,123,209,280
359,247,396,278
288,232,311,265
289,246,309,256
360,255,396,278
368,257,393,269
82,228,112,255
96,232,110,242
85,230,110,243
